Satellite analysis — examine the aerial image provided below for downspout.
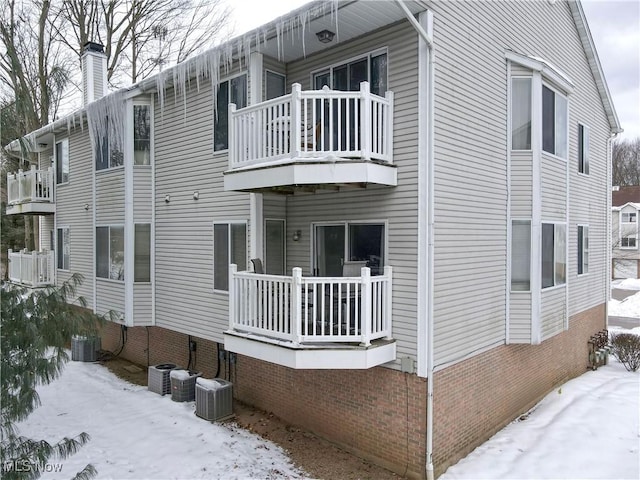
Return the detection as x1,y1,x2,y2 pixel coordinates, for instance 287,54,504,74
395,2,436,479
605,132,619,327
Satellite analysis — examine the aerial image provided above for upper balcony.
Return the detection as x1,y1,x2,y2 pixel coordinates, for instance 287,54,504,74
7,249,55,288
224,264,396,369
223,82,397,194
6,166,55,215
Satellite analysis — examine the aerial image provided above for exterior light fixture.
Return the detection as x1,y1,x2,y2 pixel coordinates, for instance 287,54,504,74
193,191,199,200
293,230,301,242
316,29,335,44
164,194,170,203
84,203,89,210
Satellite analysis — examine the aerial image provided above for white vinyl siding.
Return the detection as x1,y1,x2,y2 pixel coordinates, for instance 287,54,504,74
541,286,566,340
510,151,533,218
96,169,125,224
509,293,532,344
133,169,153,223
96,278,125,317
133,283,153,326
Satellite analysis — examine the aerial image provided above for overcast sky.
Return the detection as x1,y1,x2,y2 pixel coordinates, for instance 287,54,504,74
226,0,640,140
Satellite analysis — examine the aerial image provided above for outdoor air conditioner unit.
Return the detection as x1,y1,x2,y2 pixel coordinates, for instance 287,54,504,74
71,335,101,362
195,378,233,421
170,369,201,402
148,363,178,395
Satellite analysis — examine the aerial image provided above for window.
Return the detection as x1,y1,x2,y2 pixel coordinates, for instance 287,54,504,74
95,118,124,171
134,105,151,165
511,220,531,291
578,225,589,275
265,219,285,275
213,222,247,291
542,223,566,288
621,237,637,248
511,78,532,150
214,74,247,151
134,224,151,282
313,51,387,95
578,124,589,174
266,71,286,101
622,212,637,223
542,85,568,159
96,226,125,280
57,227,70,270
55,139,69,184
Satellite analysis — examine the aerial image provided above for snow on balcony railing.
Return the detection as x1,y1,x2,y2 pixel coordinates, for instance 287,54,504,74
8,249,55,287
228,265,393,347
228,81,394,170
7,166,54,205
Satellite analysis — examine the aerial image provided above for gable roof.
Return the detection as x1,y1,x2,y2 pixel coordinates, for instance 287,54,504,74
612,186,640,207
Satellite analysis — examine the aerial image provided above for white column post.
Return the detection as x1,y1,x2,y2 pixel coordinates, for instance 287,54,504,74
385,91,394,161
228,103,237,168
229,264,237,331
291,267,302,345
29,165,37,200
17,169,24,202
360,267,372,346
384,265,393,339
360,82,371,160
290,84,302,159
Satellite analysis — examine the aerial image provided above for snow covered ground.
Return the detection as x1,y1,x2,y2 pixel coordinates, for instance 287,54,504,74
15,334,639,479
610,278,640,317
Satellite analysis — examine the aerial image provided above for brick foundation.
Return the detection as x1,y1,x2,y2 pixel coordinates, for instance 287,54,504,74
99,302,605,479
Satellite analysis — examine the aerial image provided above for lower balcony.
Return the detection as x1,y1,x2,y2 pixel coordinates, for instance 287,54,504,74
224,265,396,369
6,167,55,215
223,82,397,194
7,249,55,288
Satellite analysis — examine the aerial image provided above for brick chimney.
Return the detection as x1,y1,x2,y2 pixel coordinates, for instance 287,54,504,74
81,42,108,106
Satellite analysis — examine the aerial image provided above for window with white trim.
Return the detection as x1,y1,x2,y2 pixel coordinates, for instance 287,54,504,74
620,208,638,249
511,220,531,291
511,78,532,150
542,85,568,159
622,212,637,223
57,227,70,270
542,223,566,288
213,222,247,291
96,226,125,280
577,225,588,275
214,74,247,151
313,51,387,95
578,124,589,174
95,117,124,170
133,105,151,166
55,139,69,184
266,71,286,100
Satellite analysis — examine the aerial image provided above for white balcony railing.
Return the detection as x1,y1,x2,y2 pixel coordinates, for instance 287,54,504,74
228,82,394,170
228,265,393,347
8,249,55,287
7,166,54,205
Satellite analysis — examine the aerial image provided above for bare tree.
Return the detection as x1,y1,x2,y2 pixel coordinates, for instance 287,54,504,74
613,137,640,187
56,0,232,87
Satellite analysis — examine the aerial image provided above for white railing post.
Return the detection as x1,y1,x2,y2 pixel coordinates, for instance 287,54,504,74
385,90,394,160
360,267,372,346
291,267,302,345
229,264,237,331
30,251,37,286
17,169,24,203
29,165,37,201
47,166,54,202
291,84,302,159
228,103,237,168
8,249,14,282
360,82,371,161
384,266,393,339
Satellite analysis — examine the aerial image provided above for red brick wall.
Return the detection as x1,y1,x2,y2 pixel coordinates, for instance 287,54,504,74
99,302,605,479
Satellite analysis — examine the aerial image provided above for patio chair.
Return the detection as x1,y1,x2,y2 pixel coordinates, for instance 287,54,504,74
251,258,264,274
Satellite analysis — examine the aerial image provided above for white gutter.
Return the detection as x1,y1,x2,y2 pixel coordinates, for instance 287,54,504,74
606,131,619,326
395,2,436,479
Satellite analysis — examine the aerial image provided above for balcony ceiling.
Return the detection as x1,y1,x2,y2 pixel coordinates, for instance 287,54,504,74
253,0,428,63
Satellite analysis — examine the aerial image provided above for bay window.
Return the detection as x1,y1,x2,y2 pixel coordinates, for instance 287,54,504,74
213,222,247,291
97,226,125,280
542,223,566,288
542,85,568,159
214,74,247,151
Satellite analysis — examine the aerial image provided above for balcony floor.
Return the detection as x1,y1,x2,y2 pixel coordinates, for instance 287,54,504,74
6,202,55,215
224,331,396,369
223,158,397,193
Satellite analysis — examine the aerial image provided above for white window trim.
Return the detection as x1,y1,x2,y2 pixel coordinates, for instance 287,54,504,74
56,226,70,271
212,220,248,294
55,137,70,185
577,224,589,276
620,208,639,250
509,76,533,153
577,123,590,176
310,47,389,92
213,72,248,155
510,218,532,293
133,100,153,168
263,217,286,275
541,221,567,290
133,223,152,284
264,69,286,99
96,224,125,283
541,82,569,161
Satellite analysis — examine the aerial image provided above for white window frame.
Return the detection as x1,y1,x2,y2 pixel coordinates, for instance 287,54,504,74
577,224,589,276
620,208,638,250
510,77,533,151
56,226,70,271
541,222,566,289
213,220,247,293
96,225,125,282
541,83,568,160
134,223,151,282
133,102,152,167
578,123,589,175
214,72,248,153
511,219,531,292
55,138,69,185
95,117,124,172
265,70,286,101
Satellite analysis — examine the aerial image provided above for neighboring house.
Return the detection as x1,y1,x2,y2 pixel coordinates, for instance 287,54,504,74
612,186,640,278
4,1,621,477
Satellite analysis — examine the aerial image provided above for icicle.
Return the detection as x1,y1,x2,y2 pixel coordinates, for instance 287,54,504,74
85,91,127,162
